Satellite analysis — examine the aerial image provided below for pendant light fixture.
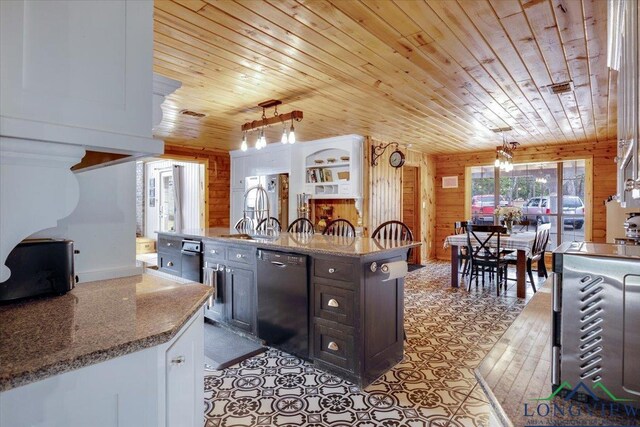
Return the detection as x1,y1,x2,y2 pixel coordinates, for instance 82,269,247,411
240,131,248,152
494,128,519,173
288,118,296,144
239,100,303,150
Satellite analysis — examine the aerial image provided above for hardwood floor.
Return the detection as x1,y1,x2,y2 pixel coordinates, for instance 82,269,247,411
203,261,543,427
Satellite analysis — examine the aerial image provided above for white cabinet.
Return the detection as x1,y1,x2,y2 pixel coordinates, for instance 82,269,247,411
231,189,245,226
0,0,157,149
231,156,246,190
611,0,639,207
166,309,204,427
0,310,205,427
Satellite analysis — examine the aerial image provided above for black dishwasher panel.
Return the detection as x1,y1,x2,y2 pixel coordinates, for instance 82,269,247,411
257,250,309,359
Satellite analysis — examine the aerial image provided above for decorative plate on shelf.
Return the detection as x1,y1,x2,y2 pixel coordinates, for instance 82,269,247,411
314,160,324,164
340,156,350,161
327,158,336,163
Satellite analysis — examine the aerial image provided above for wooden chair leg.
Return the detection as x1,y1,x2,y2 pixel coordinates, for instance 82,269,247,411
527,259,537,293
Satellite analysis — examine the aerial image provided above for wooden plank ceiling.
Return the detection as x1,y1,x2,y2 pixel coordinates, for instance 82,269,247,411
153,0,616,154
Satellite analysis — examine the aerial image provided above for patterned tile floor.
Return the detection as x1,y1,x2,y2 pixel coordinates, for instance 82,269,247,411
203,261,540,427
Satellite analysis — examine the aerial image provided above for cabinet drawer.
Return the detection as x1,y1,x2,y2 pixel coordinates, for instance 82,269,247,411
203,241,225,262
313,323,355,371
158,252,181,276
226,246,254,265
158,235,181,252
314,283,355,326
314,258,355,282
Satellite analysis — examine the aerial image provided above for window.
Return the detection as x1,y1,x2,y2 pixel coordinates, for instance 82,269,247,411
469,160,587,248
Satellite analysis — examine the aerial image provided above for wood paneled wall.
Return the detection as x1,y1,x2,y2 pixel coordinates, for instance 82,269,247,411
434,140,617,260
164,145,230,227
364,138,437,261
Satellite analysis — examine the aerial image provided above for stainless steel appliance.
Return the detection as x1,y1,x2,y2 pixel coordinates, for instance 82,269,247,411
245,174,289,226
0,239,75,302
257,249,309,359
180,239,202,282
552,242,640,407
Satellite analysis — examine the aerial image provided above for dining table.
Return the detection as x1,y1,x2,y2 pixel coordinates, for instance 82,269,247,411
444,230,541,299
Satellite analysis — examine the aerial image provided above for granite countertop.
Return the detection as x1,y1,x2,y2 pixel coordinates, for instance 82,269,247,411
475,279,638,426
0,273,211,392
160,227,421,258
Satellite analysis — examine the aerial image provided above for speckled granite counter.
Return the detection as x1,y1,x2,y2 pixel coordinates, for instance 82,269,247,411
0,273,211,391
162,227,420,258
475,279,639,426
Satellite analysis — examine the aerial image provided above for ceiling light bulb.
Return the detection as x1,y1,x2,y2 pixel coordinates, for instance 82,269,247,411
288,122,296,144
241,133,248,152
281,127,288,144
256,131,262,150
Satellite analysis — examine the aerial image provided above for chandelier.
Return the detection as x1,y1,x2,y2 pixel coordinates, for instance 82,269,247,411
535,164,548,184
494,130,519,172
239,100,303,151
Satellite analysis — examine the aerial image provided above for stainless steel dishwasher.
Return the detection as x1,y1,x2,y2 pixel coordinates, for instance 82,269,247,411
257,249,309,359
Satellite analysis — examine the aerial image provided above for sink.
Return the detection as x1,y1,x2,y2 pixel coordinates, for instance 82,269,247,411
218,234,255,240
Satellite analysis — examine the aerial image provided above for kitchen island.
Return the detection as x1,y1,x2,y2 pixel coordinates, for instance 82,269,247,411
0,272,211,427
158,228,421,388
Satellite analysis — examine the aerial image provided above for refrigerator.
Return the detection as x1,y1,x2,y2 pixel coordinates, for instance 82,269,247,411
244,174,289,227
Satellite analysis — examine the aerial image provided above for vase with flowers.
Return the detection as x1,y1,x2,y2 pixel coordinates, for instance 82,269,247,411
495,206,523,234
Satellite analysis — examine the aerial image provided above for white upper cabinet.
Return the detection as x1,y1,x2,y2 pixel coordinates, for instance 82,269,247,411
610,0,639,207
0,0,160,153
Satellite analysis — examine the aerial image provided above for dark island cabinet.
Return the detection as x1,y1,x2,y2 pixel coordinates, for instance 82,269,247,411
157,234,182,277
225,266,256,334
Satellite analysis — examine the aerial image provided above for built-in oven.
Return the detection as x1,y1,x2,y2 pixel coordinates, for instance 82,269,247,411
552,242,640,408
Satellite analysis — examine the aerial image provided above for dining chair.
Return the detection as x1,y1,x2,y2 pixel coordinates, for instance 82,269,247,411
372,220,414,261
287,218,315,234
454,221,470,277
323,218,356,237
256,217,282,232
465,224,512,296
506,222,550,293
517,219,532,232
234,217,254,233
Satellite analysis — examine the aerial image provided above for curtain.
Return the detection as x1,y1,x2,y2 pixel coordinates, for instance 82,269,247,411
172,165,183,233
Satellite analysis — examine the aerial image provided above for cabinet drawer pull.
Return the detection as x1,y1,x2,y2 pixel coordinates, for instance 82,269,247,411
327,299,339,308
236,253,244,259
328,268,336,274
327,342,339,351
167,261,174,267
167,242,172,247
171,356,185,366
210,249,218,255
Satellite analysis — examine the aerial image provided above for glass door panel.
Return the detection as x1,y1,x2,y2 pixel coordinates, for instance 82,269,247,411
159,170,175,232
470,166,496,225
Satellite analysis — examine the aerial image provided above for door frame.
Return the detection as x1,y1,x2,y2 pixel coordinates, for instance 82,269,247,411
401,164,421,264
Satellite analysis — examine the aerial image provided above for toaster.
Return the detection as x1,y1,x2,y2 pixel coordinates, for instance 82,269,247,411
0,239,75,302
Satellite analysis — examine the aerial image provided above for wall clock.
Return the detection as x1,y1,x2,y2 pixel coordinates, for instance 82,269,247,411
389,150,405,168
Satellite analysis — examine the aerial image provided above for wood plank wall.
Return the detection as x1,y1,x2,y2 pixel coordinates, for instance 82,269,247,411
164,145,231,227
364,138,437,261
434,140,617,260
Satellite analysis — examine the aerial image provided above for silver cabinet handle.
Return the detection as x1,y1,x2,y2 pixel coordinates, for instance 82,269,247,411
167,261,174,267
171,356,185,366
327,299,339,308
327,342,339,351
226,268,231,273
210,249,218,255
328,268,336,274
167,242,172,247
236,253,244,259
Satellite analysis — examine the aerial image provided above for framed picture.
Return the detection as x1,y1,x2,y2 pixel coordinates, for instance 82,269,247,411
442,176,458,189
